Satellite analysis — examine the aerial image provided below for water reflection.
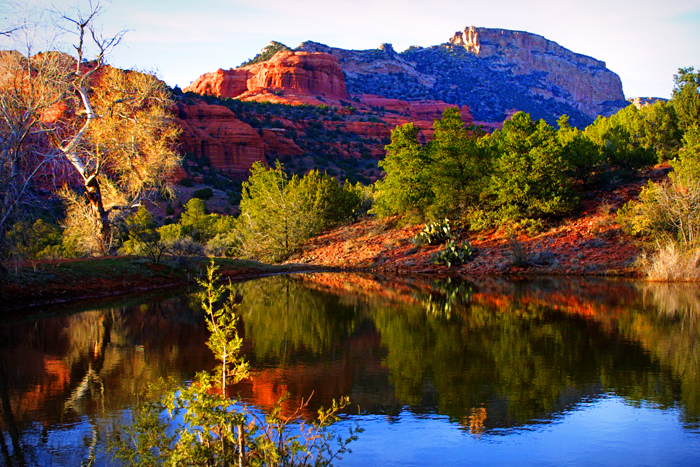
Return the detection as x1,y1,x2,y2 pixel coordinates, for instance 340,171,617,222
2,275,700,465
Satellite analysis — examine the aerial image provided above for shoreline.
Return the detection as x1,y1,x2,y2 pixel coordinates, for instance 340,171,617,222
0,253,641,320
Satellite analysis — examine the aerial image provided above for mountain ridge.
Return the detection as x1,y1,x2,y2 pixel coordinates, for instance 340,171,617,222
186,26,629,128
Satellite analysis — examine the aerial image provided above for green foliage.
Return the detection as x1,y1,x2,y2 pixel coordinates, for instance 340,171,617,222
584,109,657,179
120,206,167,264
374,109,490,222
374,123,432,218
192,187,214,200
618,149,700,247
110,262,361,466
430,239,474,267
237,161,361,263
425,108,490,219
5,219,66,261
672,67,700,132
413,219,453,246
557,115,601,185
489,112,579,220
240,41,292,67
177,198,218,243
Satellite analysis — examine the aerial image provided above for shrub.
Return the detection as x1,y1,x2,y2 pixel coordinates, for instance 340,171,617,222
109,262,360,466
119,207,167,264
5,219,65,261
640,242,700,281
192,187,213,200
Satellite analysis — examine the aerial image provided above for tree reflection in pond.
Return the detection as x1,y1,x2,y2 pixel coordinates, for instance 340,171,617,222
2,275,700,466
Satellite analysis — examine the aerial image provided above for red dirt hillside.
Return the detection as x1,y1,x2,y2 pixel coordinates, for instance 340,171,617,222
289,166,671,277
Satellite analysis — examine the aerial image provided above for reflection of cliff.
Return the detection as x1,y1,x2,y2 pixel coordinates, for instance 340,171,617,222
0,296,213,465
4,275,700,464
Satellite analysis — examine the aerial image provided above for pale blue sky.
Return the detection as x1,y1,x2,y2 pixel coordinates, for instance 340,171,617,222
7,0,700,99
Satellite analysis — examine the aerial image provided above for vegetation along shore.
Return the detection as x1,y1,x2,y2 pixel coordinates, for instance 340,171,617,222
2,4,700,316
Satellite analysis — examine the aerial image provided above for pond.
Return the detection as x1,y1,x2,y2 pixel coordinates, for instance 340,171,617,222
1,273,700,466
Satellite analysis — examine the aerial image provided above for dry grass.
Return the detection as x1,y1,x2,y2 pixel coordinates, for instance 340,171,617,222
642,242,700,281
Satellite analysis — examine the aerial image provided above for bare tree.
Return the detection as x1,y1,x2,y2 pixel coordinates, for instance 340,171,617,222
0,1,180,271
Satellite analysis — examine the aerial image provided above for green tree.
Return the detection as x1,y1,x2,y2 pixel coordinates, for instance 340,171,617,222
237,162,359,263
374,123,432,218
425,108,489,219
488,112,578,220
120,206,167,264
584,109,656,178
672,67,700,132
374,109,490,221
557,115,600,186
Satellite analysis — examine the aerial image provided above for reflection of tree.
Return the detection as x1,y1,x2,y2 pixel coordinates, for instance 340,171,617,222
233,275,363,364
371,287,680,430
616,283,700,427
420,277,475,318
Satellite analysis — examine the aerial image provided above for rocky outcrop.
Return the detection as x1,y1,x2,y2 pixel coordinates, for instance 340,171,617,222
628,97,668,109
177,102,265,180
184,51,347,104
295,28,629,127
448,26,626,119
298,41,436,88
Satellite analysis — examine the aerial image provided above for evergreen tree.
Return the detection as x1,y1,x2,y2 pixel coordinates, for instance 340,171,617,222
374,123,433,218
672,67,700,132
488,112,578,220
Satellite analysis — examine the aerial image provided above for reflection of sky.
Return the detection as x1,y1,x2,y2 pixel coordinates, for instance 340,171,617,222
6,396,700,466
339,396,700,467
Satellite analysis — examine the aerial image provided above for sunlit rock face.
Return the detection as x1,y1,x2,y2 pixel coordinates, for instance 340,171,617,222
184,51,348,105
297,28,628,127
176,102,265,180
448,26,627,120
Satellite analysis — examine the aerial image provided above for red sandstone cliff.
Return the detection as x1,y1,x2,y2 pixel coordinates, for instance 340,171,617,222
184,50,347,104
177,102,265,179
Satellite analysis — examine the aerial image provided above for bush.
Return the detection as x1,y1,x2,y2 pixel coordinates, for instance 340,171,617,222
109,263,360,466
640,242,700,281
192,187,213,200
5,219,65,261
119,207,167,264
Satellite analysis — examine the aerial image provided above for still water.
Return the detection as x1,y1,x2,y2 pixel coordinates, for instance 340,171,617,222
1,274,700,466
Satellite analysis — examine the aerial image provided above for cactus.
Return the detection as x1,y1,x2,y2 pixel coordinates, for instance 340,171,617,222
413,219,453,246
431,239,475,268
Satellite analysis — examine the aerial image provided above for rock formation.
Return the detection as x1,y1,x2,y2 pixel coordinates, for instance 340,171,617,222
177,102,265,180
448,26,626,119
296,28,628,127
180,27,633,181
184,50,347,104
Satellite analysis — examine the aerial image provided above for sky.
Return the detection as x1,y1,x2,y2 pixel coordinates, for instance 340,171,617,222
6,0,700,99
